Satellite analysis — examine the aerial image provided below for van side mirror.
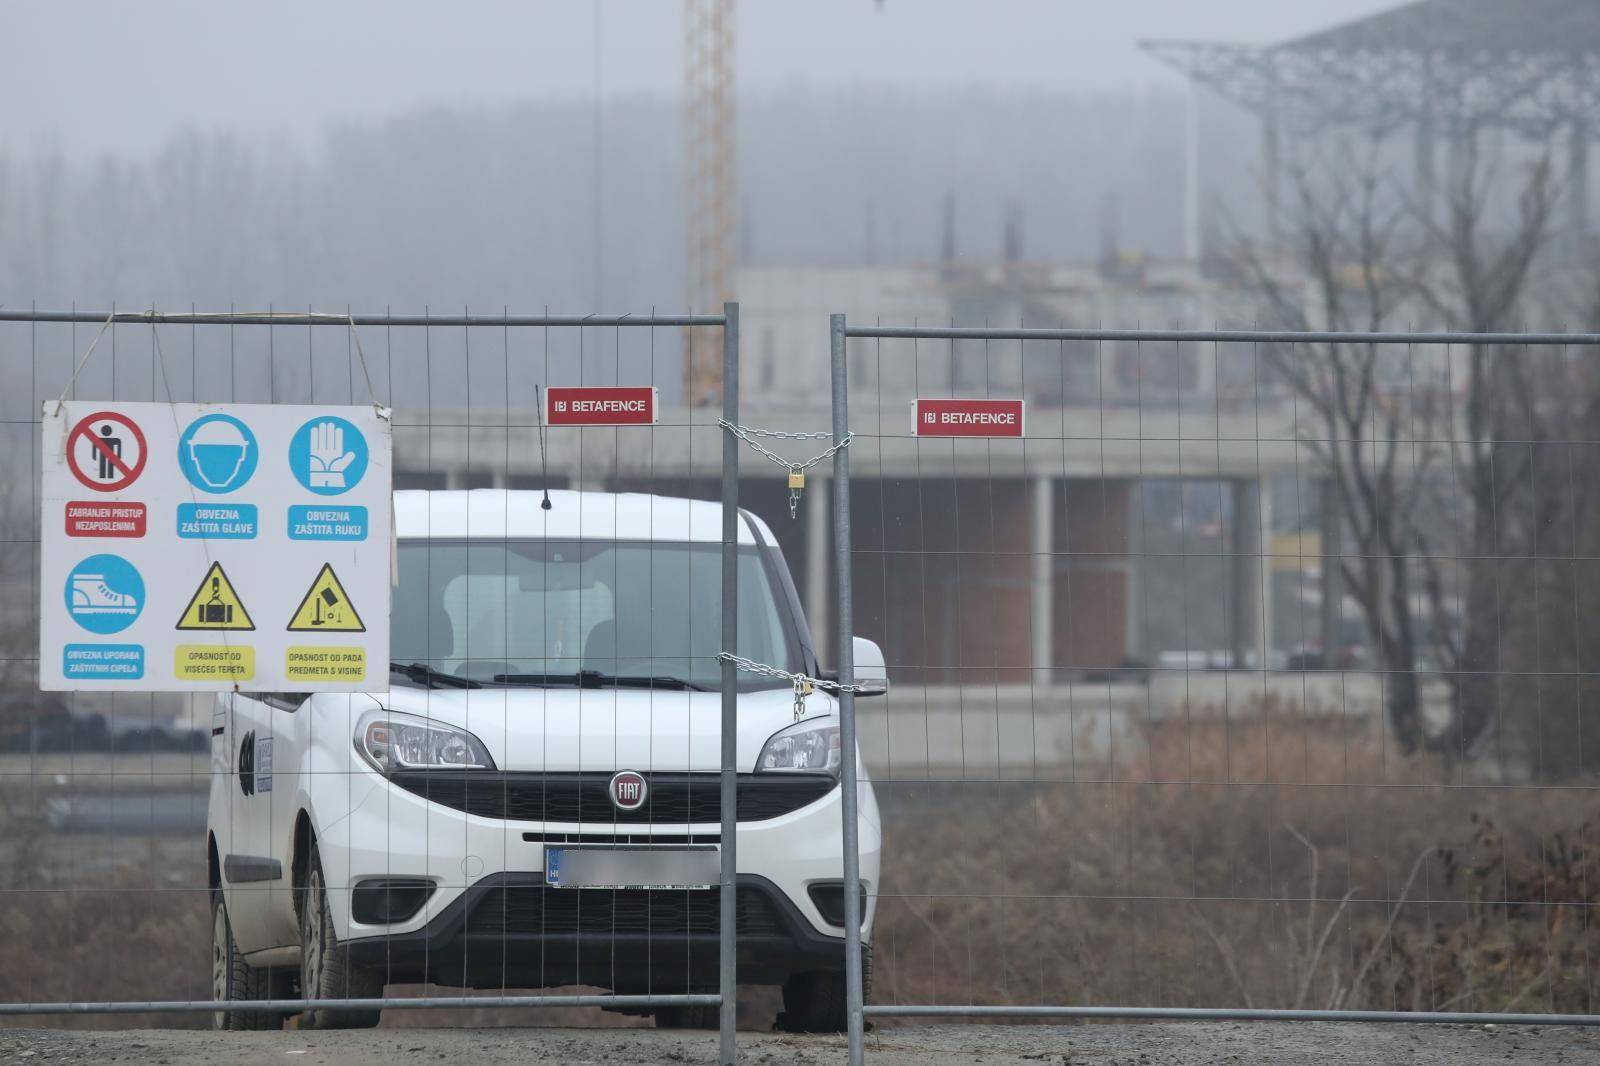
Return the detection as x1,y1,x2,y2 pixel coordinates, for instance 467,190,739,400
850,636,889,697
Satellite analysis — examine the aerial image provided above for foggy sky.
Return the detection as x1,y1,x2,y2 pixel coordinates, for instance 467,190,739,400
8,0,1399,158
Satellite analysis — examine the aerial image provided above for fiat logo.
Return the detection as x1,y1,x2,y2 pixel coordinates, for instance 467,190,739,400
609,770,648,811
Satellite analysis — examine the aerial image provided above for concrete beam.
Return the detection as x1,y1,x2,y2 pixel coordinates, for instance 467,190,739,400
399,402,1322,483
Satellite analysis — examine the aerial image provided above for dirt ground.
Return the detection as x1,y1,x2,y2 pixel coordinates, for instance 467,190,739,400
3,1022,1599,1065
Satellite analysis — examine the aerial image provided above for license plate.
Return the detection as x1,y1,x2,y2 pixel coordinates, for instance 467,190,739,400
544,846,718,889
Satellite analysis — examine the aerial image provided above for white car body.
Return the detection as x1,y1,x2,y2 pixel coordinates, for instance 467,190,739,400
206,490,881,1021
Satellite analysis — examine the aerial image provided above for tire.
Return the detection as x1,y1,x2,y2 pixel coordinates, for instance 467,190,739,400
654,1004,720,1029
778,945,873,1034
210,895,279,1031
299,845,385,1029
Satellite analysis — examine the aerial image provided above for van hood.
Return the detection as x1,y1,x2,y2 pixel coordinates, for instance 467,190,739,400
357,684,832,773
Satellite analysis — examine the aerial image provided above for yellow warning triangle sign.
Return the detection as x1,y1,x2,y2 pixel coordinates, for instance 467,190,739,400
287,563,366,633
176,562,255,631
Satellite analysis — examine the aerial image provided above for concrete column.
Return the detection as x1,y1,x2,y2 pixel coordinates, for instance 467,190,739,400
805,473,831,664
1183,83,1201,263
1571,119,1590,258
1030,476,1054,680
1414,118,1437,231
1319,477,1343,667
1230,478,1270,669
1262,104,1282,243
1258,477,1274,669
1415,56,1437,231
1124,479,1142,661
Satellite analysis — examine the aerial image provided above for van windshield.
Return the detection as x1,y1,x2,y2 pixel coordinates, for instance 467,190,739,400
391,539,802,691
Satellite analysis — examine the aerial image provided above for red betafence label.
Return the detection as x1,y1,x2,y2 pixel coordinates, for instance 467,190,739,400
912,398,1026,438
545,386,659,426
65,501,147,538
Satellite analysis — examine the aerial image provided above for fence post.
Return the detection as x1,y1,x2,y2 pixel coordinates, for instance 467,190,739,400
830,313,866,1066
719,301,741,1065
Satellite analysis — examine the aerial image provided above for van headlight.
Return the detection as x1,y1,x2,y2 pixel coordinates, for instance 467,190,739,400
756,717,841,778
355,709,496,774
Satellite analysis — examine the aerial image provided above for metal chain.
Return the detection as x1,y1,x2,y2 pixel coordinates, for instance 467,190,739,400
725,424,833,441
715,652,869,694
717,418,854,473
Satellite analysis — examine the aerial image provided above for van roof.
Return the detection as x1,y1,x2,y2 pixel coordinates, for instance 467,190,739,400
392,489,771,545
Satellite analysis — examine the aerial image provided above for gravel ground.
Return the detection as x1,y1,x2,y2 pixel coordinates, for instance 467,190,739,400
2,1022,1598,1065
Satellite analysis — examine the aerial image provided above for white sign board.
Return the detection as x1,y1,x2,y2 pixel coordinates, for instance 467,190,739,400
40,402,392,692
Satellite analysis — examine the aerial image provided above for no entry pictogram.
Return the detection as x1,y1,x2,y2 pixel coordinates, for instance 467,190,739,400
67,411,148,492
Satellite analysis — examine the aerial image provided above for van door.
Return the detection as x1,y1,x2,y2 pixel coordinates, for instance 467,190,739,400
259,691,310,948
221,690,282,951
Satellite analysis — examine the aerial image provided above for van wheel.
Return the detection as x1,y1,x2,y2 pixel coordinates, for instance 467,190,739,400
300,845,384,1029
777,946,872,1034
211,896,279,1031
654,1004,720,1029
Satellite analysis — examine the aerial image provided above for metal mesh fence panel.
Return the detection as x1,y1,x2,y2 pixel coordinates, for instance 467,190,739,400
828,320,1600,1062
0,307,742,1051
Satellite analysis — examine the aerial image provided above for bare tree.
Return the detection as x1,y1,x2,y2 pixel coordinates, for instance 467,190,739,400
1411,140,1564,759
1235,136,1562,758
1236,144,1440,753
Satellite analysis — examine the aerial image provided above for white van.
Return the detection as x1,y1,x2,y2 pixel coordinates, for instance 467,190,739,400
207,490,883,1032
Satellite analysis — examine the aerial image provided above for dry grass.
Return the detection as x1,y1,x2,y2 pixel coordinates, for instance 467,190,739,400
0,793,210,1028
870,705,1600,1018
3,703,1597,1029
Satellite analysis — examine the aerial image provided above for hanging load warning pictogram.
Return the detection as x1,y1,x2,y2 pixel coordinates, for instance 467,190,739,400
286,563,366,632
175,561,255,631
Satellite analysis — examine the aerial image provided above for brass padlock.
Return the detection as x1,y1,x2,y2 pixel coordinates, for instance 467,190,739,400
787,466,806,520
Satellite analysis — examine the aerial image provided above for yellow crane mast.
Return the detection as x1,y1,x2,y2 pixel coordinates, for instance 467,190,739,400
683,0,737,407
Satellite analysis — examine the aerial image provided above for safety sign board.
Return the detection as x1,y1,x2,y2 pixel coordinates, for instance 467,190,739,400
287,564,366,632
67,410,148,491
911,397,1026,438
178,413,259,494
64,554,145,634
175,643,255,683
176,562,255,631
545,386,658,426
286,646,367,684
289,415,371,495
40,401,391,692
66,501,147,538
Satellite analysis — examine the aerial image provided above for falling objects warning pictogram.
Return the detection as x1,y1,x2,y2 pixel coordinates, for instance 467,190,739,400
175,561,255,631
286,563,366,632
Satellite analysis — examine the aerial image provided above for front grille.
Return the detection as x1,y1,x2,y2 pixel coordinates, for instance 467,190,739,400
390,771,835,824
464,885,786,939
522,832,720,847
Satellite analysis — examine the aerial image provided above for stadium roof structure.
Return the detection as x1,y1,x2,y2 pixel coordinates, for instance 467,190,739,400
1143,0,1600,138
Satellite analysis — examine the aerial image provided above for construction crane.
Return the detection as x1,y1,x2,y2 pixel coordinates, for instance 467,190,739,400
682,1,881,405
683,0,736,407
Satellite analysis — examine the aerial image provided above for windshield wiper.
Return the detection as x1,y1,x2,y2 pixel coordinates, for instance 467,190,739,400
390,661,482,689
492,670,706,692
605,674,708,692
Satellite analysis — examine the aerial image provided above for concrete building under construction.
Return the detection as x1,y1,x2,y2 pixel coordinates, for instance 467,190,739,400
400,0,1600,699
